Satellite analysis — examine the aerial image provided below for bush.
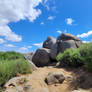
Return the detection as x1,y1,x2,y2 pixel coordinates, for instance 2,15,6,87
0,51,32,86
80,43,92,71
0,59,31,86
56,43,92,70
0,51,24,60
57,48,83,67
56,53,63,62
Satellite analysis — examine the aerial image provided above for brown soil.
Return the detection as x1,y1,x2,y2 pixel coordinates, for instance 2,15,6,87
5,66,92,92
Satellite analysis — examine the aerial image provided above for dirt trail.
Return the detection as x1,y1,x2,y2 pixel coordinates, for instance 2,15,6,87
5,66,92,92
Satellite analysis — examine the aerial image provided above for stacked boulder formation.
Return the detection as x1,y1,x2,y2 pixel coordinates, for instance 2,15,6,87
32,33,82,67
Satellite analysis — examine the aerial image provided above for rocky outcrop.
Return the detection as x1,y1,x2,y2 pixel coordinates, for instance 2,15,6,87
30,33,82,67
45,72,65,85
4,74,50,92
57,40,77,53
57,33,81,41
50,43,57,60
43,36,56,49
32,48,51,67
57,33,82,53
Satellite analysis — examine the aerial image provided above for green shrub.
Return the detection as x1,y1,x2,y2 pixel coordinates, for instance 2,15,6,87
0,51,24,61
0,59,31,86
79,43,92,71
56,48,83,67
56,43,92,69
56,53,63,62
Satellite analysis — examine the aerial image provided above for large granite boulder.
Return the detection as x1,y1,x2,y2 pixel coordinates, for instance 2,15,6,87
57,40,77,53
57,33,82,53
43,36,56,49
32,48,50,67
50,43,58,60
57,33,81,41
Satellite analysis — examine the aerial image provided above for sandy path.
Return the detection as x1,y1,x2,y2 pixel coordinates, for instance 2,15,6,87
5,66,92,92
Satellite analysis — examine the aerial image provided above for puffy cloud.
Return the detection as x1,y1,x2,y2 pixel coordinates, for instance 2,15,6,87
0,38,5,44
57,30,62,34
0,0,42,24
77,31,92,38
66,18,74,25
33,42,43,47
48,16,55,20
0,26,22,42
0,0,42,42
4,44,16,47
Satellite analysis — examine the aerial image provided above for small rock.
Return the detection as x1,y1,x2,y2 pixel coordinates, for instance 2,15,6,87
24,83,31,91
45,72,65,85
65,75,73,82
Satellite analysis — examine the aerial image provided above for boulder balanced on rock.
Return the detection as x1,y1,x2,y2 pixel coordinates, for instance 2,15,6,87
57,33,82,53
32,33,82,67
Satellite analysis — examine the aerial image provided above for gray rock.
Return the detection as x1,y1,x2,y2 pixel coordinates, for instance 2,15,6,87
65,75,73,82
45,72,65,85
57,33,82,53
43,36,56,49
32,48,51,67
4,76,25,88
24,83,32,91
50,43,57,60
57,40,77,53
57,33,81,41
5,86,23,92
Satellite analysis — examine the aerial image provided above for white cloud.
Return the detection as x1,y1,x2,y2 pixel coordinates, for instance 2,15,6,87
0,26,22,42
0,38,5,44
0,0,42,42
77,31,92,38
33,42,43,47
66,18,74,25
4,44,16,48
40,22,44,25
57,30,62,34
48,16,55,20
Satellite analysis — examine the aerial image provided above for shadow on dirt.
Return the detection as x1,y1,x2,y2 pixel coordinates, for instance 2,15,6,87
56,66,92,90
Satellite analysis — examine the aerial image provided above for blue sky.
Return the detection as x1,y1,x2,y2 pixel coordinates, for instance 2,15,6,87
0,0,92,53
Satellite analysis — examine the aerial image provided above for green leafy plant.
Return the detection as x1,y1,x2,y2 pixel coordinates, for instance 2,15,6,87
56,43,92,70
0,51,32,86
